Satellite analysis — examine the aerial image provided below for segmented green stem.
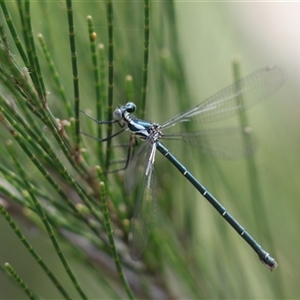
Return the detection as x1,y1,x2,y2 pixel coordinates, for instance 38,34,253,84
0,203,72,300
0,111,106,242
98,43,107,113
23,1,46,102
0,100,52,166
6,140,89,300
140,0,150,119
0,21,9,51
4,262,38,300
232,61,282,293
87,15,104,165
65,0,80,148
105,0,114,170
98,43,107,165
38,33,73,116
97,176,135,300
0,175,35,211
0,1,29,66
233,61,271,235
0,46,88,177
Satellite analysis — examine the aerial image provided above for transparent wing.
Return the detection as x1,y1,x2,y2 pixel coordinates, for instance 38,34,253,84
124,138,153,195
163,127,256,159
128,142,157,260
161,66,285,129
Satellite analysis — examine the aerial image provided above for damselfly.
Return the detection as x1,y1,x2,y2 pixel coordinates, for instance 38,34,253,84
82,65,284,270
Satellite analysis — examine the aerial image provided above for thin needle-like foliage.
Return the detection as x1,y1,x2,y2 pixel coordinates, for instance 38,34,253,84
0,1,292,299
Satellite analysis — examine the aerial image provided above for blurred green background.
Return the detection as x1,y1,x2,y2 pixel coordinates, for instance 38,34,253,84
0,1,299,299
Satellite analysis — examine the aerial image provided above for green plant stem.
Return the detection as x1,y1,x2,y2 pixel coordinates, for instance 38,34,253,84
105,0,114,171
87,15,104,165
140,0,150,119
38,33,73,117
0,46,90,178
6,140,89,300
232,61,283,293
0,110,108,243
98,43,107,118
0,21,9,51
0,1,29,66
97,176,135,300
0,99,52,166
4,262,38,300
19,0,43,102
65,0,80,148
0,203,72,300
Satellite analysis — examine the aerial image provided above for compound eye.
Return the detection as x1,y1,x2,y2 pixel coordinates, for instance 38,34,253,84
113,108,122,120
125,102,136,113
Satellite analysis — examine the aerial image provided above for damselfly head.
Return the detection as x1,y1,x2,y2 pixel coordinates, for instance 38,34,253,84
113,102,136,120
